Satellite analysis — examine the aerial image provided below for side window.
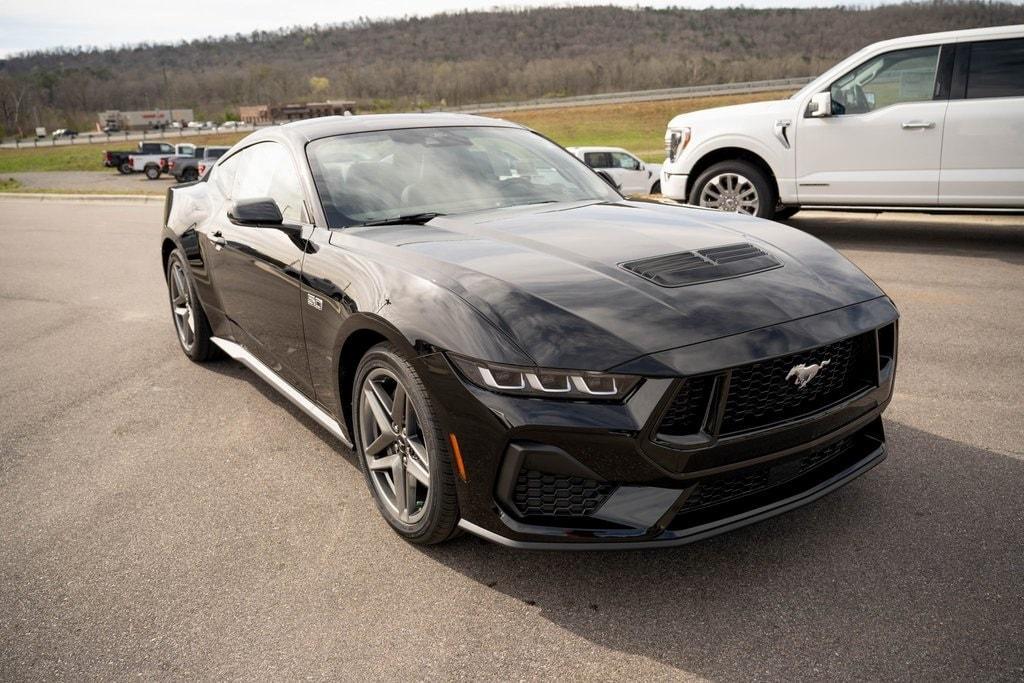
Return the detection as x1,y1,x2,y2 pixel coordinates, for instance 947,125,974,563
230,143,306,223
830,46,940,115
584,152,613,168
611,152,641,170
159,144,174,154
966,38,1024,99
211,152,238,197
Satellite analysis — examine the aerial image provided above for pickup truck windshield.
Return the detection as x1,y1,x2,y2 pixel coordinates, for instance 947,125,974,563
306,126,619,228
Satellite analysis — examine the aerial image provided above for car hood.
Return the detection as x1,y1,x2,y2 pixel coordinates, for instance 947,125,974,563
667,99,792,128
336,200,884,371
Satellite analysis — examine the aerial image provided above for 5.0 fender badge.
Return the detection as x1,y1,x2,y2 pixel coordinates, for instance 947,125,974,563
306,292,323,311
786,359,830,389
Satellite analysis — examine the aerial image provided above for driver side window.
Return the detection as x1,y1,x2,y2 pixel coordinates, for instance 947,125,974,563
230,142,306,222
830,45,940,115
611,152,641,170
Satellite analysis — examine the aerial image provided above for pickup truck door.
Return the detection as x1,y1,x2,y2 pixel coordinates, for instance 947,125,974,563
202,141,315,396
939,38,1024,207
796,44,948,206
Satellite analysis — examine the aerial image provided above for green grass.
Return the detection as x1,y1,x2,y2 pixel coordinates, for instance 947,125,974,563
0,90,788,175
0,177,22,191
490,90,792,162
0,132,250,173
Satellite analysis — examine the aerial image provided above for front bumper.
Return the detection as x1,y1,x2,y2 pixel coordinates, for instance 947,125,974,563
660,170,689,201
420,297,898,549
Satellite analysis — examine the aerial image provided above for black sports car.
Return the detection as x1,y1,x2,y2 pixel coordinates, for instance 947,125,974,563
161,114,898,548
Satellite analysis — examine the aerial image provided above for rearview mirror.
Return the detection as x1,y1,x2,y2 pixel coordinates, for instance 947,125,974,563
228,198,284,226
807,91,832,118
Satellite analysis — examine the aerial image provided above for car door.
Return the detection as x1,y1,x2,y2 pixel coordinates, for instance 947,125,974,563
940,37,1024,207
609,151,652,195
204,141,316,395
795,44,948,205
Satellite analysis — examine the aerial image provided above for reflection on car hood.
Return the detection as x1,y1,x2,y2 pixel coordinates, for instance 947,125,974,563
339,200,884,370
667,99,792,128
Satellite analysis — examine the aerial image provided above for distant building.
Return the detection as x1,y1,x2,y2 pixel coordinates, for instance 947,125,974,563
238,100,356,125
97,109,194,131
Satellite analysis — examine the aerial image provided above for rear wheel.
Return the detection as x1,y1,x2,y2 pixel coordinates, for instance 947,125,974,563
650,180,661,195
166,249,216,362
353,343,459,545
118,161,131,175
182,167,199,182
145,165,161,180
689,160,776,219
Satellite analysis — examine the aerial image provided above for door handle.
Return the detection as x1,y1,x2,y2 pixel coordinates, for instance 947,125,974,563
901,121,935,130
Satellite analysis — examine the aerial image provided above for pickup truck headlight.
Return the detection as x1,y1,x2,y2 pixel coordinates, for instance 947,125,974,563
449,354,641,401
665,127,692,162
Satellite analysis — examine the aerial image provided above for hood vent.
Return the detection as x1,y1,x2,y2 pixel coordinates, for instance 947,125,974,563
620,242,781,287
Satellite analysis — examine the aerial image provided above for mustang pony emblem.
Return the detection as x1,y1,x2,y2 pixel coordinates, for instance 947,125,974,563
786,359,831,389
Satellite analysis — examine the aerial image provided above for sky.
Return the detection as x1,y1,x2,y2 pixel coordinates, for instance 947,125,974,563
0,0,895,57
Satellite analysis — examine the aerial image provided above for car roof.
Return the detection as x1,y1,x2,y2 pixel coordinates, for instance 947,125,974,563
864,23,1024,51
244,113,526,147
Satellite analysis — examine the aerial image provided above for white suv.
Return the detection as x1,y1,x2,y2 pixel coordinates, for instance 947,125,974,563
661,25,1024,219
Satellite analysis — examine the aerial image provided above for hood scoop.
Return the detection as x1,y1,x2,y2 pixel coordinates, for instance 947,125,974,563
620,242,781,287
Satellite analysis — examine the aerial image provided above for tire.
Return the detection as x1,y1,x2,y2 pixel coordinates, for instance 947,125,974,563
650,180,661,195
688,160,776,219
774,206,801,221
352,343,460,545
118,161,131,175
145,165,161,180
165,249,217,362
182,168,199,182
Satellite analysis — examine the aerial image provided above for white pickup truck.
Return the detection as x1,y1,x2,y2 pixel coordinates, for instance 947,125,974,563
129,143,196,179
567,146,662,195
661,24,1024,219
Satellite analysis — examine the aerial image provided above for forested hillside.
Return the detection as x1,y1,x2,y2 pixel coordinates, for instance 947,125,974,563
1,2,1021,134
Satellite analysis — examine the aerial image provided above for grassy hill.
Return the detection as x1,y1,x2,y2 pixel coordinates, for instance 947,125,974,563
1,2,1021,135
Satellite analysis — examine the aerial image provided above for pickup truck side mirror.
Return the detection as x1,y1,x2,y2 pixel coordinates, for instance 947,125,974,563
807,91,833,118
229,198,284,226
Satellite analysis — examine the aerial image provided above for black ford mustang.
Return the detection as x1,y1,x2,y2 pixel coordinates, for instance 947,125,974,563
161,114,898,548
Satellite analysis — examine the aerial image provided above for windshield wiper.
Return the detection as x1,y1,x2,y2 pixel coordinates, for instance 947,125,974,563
357,212,445,227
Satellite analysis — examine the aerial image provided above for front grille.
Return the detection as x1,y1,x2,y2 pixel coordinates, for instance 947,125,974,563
679,434,857,513
512,469,614,517
658,375,715,436
719,333,874,434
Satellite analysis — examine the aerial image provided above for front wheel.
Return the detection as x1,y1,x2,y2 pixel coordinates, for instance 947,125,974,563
688,160,776,219
353,343,460,545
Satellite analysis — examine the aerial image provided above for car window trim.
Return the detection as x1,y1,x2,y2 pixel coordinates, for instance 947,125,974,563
956,36,1024,101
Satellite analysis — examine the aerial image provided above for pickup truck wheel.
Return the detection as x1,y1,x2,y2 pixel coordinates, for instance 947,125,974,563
145,165,161,180
650,180,661,195
689,160,776,219
118,162,131,175
182,168,198,182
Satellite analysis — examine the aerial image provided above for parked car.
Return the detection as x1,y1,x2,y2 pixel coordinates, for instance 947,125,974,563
567,146,662,195
661,24,1024,219
161,114,898,548
104,142,185,175
129,143,196,179
169,146,230,182
51,129,78,139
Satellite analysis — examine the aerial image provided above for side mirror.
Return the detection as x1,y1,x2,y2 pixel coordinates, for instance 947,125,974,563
595,170,621,191
807,91,832,118
228,197,284,226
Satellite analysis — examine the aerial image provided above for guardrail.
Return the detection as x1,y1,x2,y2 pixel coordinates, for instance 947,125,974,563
444,77,815,113
0,123,264,150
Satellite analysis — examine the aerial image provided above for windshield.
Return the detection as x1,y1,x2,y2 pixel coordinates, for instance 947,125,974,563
306,126,620,227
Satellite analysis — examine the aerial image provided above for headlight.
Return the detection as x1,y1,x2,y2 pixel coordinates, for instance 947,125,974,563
448,354,642,401
665,127,692,162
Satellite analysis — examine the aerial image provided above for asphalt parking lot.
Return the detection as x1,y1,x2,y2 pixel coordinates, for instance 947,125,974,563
1,198,1022,680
